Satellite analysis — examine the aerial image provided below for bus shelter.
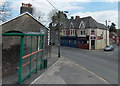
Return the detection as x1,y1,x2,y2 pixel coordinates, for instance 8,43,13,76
2,32,48,84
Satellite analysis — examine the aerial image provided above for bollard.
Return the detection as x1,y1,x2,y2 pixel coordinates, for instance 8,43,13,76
43,59,47,69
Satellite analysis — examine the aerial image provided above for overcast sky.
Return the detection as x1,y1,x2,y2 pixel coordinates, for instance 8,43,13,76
2,0,119,28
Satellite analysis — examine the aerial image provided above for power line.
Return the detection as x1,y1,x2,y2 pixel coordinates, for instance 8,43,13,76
46,0,59,11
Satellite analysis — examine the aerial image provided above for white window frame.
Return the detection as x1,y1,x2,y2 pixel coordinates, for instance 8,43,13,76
62,30,66,36
70,30,72,35
80,30,85,36
73,29,75,36
70,29,75,36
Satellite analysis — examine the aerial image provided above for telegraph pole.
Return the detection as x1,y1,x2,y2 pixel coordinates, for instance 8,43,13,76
57,11,68,57
105,20,108,46
105,20,111,46
58,11,61,57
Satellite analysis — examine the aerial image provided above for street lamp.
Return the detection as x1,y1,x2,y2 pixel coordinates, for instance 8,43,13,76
58,11,68,58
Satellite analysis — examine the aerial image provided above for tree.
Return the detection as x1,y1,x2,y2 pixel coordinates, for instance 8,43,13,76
48,10,68,30
48,10,68,46
109,22,117,32
0,1,12,23
48,9,57,23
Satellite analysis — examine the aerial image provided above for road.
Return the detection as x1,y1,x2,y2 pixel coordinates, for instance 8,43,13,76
51,45,118,84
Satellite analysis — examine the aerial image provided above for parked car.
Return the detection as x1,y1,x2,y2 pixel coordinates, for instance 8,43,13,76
104,45,114,51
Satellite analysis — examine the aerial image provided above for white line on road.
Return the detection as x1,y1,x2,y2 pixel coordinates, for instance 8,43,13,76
75,63,112,85
30,56,63,84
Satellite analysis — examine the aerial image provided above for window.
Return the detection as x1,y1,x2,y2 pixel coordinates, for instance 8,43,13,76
64,30,65,35
80,30,85,35
83,31,85,35
91,30,95,35
81,31,82,35
71,30,72,35
62,31,63,35
73,30,74,35
79,21,85,29
81,23,85,29
70,30,76,36
63,30,66,35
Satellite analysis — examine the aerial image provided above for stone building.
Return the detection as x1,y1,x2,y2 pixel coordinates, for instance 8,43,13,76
1,3,48,78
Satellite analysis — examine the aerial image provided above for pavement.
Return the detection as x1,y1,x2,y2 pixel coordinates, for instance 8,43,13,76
31,56,110,84
0,43,2,86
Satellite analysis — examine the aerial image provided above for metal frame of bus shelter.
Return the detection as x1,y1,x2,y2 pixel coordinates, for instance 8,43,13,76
2,33,48,84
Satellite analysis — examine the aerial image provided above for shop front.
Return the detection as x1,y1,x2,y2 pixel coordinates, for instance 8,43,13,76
77,36,89,49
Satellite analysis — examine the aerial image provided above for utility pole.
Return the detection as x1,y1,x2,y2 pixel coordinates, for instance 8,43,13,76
105,20,111,46
105,20,108,46
57,11,68,57
58,11,61,57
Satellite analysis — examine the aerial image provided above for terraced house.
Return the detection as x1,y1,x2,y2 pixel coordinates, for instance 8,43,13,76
60,16,109,50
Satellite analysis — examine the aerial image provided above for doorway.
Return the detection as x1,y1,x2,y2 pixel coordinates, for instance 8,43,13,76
91,40,95,50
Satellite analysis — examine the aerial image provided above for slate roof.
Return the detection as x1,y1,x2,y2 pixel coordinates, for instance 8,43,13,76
65,16,107,30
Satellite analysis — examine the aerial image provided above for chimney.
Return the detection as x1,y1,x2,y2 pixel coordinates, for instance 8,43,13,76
75,16,80,19
20,3,33,15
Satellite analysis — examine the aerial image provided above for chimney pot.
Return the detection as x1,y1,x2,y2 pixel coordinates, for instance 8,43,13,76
20,3,33,15
25,4,28,7
22,3,24,6
28,3,32,8
24,4,26,7
75,16,80,19
22,3,25,7
21,3,32,8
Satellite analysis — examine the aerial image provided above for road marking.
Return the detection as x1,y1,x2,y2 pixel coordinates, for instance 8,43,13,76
30,56,63,84
75,64,112,85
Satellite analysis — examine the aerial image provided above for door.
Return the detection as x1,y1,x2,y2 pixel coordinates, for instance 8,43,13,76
91,40,95,50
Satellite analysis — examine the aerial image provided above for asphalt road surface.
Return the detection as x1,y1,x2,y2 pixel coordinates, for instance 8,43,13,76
51,45,119,84
33,57,110,84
